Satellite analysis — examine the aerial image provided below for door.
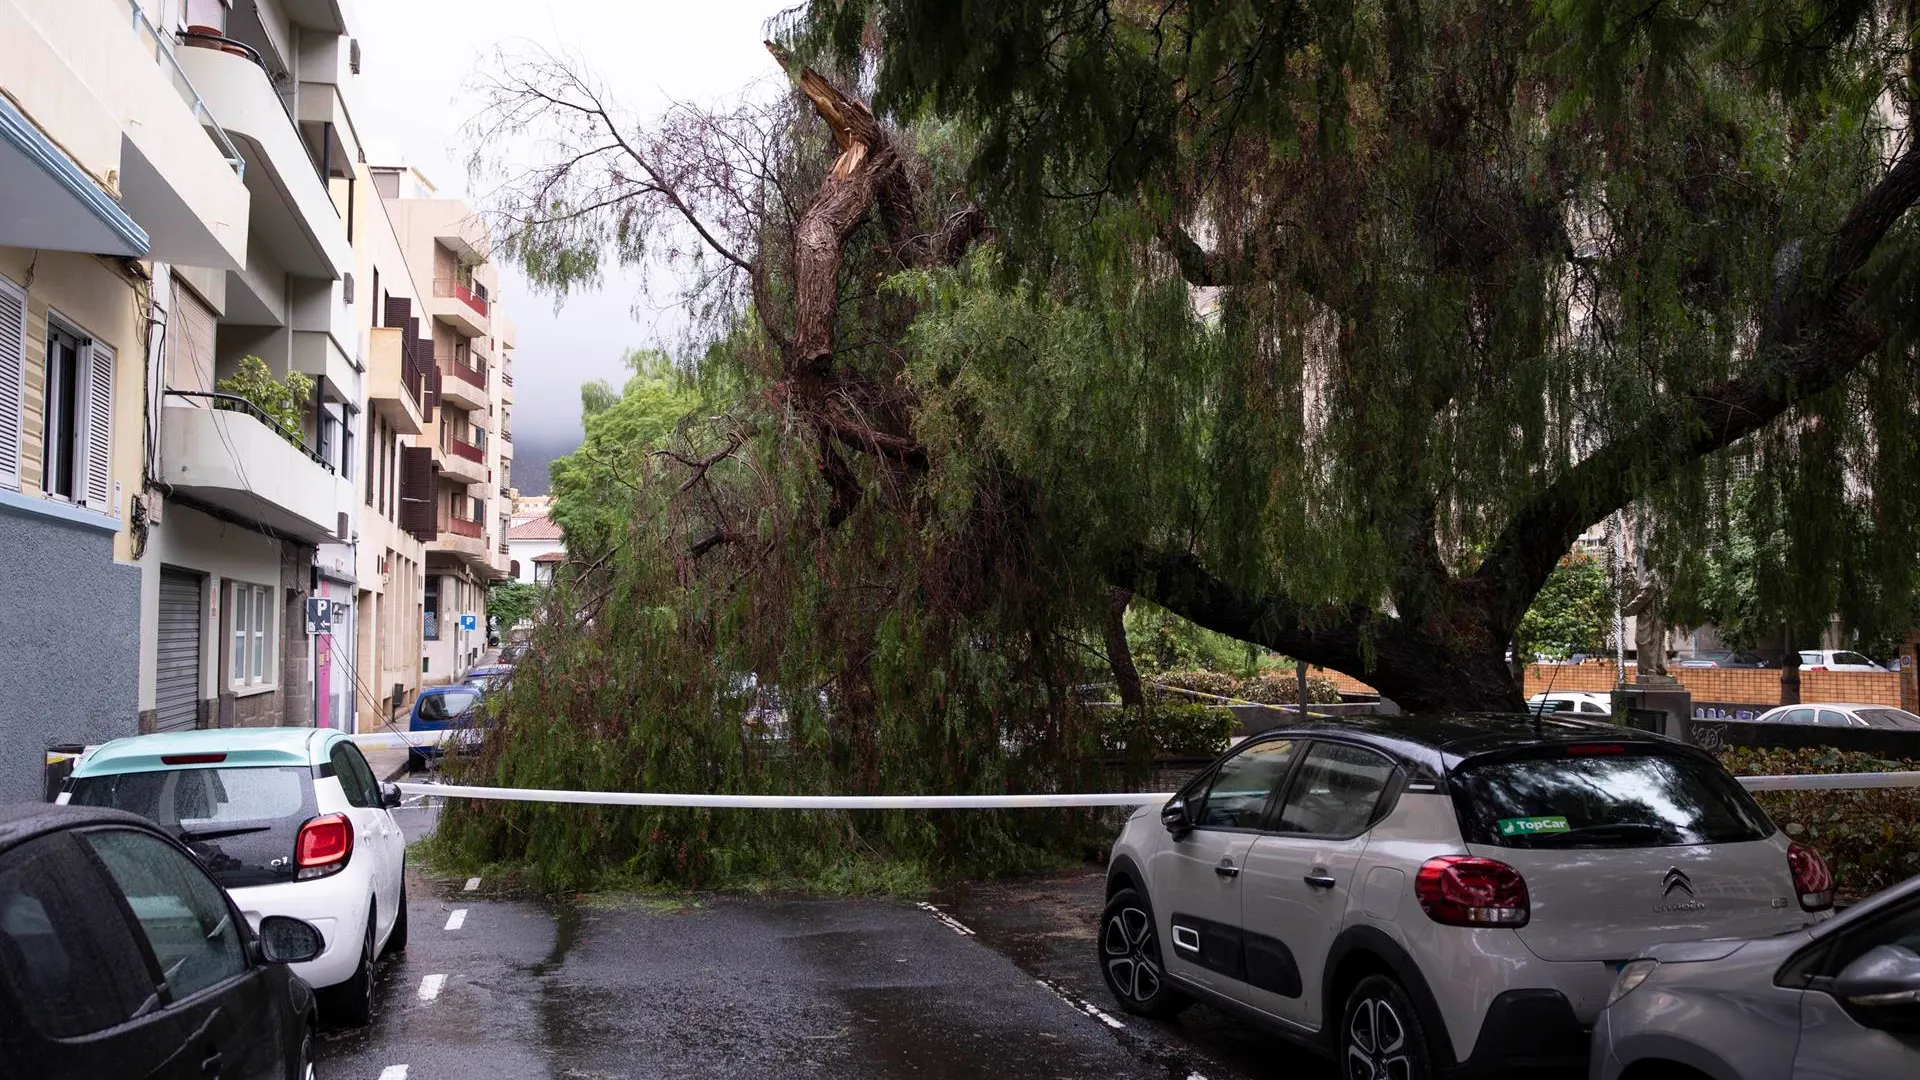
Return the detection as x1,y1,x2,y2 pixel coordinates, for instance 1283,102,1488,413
154,568,204,732
81,827,287,1079
1239,740,1399,1027
331,741,400,945
1792,890,1920,1078
1149,737,1300,1001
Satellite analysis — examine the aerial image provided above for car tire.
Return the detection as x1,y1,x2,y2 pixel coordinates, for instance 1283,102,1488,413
1097,887,1189,1018
384,873,409,955
291,1022,315,1080
324,906,378,1028
1341,974,1434,1080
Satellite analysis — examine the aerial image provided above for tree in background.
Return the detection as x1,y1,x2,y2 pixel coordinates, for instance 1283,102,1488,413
486,580,544,635
1516,554,1613,663
548,349,701,559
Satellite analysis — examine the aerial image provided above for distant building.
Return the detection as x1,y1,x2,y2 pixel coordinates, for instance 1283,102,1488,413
507,514,564,584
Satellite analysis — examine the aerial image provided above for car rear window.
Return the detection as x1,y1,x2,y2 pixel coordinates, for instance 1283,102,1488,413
67,767,316,887
1856,708,1920,731
1451,748,1774,849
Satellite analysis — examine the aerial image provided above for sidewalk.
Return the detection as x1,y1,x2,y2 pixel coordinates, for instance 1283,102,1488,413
365,744,411,782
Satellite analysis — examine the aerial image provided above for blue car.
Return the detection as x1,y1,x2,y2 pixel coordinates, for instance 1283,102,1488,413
406,685,486,770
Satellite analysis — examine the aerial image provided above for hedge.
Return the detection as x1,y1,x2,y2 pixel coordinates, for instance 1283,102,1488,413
1717,746,1920,902
1149,670,1343,705
1101,702,1240,758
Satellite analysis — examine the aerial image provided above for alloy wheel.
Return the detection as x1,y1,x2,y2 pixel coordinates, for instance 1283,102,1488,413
1346,995,1413,1080
1100,906,1163,1004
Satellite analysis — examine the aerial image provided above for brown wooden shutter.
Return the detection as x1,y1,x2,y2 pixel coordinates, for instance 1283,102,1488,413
422,363,441,423
399,446,438,539
384,295,411,329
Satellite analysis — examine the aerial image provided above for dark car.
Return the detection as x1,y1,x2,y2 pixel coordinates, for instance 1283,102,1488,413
0,804,324,1080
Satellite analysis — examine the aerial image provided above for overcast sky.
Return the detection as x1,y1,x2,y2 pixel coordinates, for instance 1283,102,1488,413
353,0,793,461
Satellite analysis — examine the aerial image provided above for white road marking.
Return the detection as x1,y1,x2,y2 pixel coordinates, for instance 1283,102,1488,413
445,908,467,931
378,1068,410,1080
915,901,975,936
417,974,446,1001
464,876,481,891
1035,976,1125,1030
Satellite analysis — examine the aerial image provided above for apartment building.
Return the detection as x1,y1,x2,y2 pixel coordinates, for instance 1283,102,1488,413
0,0,252,799
373,167,512,683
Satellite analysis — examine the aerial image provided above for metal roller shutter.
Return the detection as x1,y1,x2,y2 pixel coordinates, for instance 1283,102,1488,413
155,568,203,732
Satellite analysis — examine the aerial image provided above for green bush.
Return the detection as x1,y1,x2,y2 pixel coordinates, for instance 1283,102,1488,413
215,355,313,438
1148,670,1342,705
1717,746,1920,902
1102,702,1239,757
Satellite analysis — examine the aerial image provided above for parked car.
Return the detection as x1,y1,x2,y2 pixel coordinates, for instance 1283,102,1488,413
407,684,488,770
1593,869,1920,1079
1678,651,1773,669
0,803,324,1079
1099,715,1831,1079
496,644,527,666
462,664,514,695
1798,649,1889,672
61,728,408,1027
1751,702,1920,731
1526,691,1613,717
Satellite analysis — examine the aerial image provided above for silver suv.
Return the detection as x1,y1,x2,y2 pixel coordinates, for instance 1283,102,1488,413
1100,716,1833,1078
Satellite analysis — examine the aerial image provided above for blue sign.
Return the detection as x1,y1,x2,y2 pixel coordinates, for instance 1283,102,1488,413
459,613,479,633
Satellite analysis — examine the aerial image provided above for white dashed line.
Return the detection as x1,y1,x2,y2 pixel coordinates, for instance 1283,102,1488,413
417,974,446,1001
445,908,467,931
1035,976,1125,1030
464,876,481,891
378,1068,410,1080
915,901,975,936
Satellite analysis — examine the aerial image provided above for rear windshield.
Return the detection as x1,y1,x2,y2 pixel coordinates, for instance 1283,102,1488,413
1856,708,1920,731
1452,749,1774,849
67,767,315,887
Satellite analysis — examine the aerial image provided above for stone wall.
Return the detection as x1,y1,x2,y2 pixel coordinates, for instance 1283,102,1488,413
1310,662,1904,709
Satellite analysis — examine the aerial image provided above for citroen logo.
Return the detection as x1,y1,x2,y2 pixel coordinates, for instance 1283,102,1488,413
1662,867,1695,899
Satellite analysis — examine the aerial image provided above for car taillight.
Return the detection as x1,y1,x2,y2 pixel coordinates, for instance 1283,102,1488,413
1787,842,1833,911
295,813,353,880
1804,666,1826,672
161,753,226,765
1416,856,1530,927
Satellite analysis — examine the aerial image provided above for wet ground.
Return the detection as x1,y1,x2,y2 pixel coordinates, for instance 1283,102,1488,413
317,802,1334,1080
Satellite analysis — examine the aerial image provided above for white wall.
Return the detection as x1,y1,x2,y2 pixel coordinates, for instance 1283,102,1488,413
136,503,285,712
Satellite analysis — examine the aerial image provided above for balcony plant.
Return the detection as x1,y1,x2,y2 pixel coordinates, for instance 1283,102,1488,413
215,356,314,442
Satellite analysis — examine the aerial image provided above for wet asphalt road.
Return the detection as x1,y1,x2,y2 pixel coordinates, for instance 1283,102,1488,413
317,802,1334,1080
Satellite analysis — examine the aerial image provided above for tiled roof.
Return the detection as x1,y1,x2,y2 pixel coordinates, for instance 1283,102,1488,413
532,551,565,563
508,514,563,540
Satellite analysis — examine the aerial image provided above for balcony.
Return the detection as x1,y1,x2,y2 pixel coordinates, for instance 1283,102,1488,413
159,393,351,545
436,355,489,410
176,40,351,280
366,328,424,435
436,437,487,485
434,512,490,563
431,278,490,338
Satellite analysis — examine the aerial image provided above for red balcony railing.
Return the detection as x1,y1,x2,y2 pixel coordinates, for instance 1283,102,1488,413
444,515,484,539
449,437,485,464
433,278,490,317
437,355,487,389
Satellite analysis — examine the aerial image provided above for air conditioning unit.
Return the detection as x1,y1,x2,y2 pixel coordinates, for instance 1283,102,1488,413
349,38,362,74
336,512,350,540
342,272,355,305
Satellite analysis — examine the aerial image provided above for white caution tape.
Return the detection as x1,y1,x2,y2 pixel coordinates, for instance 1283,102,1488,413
1737,771,1920,792
350,730,473,751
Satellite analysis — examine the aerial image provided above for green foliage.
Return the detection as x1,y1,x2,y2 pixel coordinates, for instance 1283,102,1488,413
1717,747,1920,901
486,581,543,632
1101,702,1239,758
1517,554,1614,661
215,356,313,438
1124,601,1260,676
548,349,701,558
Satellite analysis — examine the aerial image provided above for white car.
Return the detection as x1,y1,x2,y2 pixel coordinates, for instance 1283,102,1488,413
1752,702,1920,731
1100,716,1830,1079
1797,649,1888,672
1525,691,1613,717
62,727,408,1026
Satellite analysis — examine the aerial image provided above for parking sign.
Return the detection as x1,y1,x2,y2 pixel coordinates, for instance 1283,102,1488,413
459,613,479,633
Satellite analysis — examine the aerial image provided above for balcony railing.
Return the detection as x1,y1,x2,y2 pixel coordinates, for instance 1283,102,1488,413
124,0,245,179
434,278,490,317
443,515,484,539
165,390,332,472
449,437,485,464
499,427,512,443
437,355,487,389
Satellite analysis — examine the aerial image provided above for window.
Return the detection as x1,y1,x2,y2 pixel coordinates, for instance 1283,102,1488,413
424,575,440,640
1834,651,1875,667
228,581,273,689
1816,709,1856,728
365,415,377,507
1193,739,1297,830
0,274,24,492
1821,893,1920,979
41,320,112,508
1781,708,1818,725
1453,748,1774,849
1274,743,1397,838
1856,708,1920,731
330,743,379,808
340,409,355,482
69,767,316,888
418,688,480,722
84,829,247,1002
0,834,154,1037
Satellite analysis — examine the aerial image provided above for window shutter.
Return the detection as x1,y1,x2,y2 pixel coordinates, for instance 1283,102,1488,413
81,342,114,512
0,275,24,491
384,295,410,329
399,446,437,539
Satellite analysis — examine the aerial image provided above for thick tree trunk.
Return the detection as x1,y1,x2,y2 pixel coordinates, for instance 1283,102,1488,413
1103,587,1144,708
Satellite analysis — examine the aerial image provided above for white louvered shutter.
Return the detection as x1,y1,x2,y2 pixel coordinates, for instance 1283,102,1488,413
81,341,114,512
0,276,24,491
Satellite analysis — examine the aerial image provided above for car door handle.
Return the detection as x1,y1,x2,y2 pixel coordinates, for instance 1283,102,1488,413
1215,859,1240,879
200,1049,222,1077
1303,872,1337,889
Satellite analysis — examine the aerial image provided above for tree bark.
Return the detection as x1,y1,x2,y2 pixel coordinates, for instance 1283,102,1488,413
1103,587,1144,708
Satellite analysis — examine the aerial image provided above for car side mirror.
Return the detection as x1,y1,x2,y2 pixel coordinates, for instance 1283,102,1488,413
1833,944,1920,1032
258,916,325,965
1161,797,1192,836
380,782,403,809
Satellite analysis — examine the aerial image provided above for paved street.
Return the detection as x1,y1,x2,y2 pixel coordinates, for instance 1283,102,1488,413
317,802,1333,1080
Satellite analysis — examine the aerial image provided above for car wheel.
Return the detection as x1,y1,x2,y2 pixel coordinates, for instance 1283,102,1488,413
384,873,409,955
324,906,378,1028
1342,974,1433,1080
1098,887,1189,1018
291,1023,315,1080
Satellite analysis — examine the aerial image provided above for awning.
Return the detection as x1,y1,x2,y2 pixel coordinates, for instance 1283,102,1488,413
0,95,148,257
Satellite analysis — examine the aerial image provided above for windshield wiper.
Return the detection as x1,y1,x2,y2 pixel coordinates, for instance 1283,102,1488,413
176,824,272,842
1526,822,1669,846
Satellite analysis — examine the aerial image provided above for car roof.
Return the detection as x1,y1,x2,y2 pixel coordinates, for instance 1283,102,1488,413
70,727,339,778
467,665,511,676
0,803,167,856
1762,702,1897,712
1250,712,1678,778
